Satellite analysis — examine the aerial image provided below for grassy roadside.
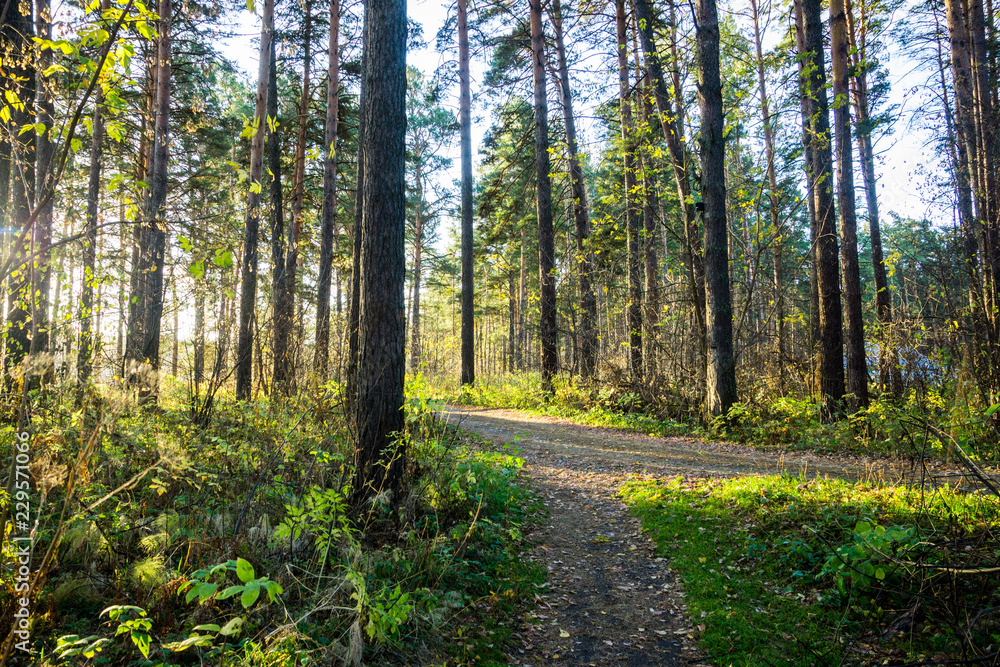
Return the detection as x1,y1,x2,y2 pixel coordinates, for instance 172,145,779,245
0,383,546,666
444,373,1000,461
619,474,1000,665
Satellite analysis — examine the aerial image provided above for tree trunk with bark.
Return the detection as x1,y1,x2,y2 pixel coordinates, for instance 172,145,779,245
616,0,642,382
284,0,313,391
551,0,596,381
749,0,786,391
831,0,868,409
696,0,736,416
3,1,35,387
268,37,292,396
410,159,424,371
639,68,660,383
30,0,54,383
530,0,557,392
458,0,475,386
796,0,844,420
350,0,407,507
125,0,171,401
314,0,340,380
632,0,706,373
78,0,111,387
235,0,273,400
846,0,900,397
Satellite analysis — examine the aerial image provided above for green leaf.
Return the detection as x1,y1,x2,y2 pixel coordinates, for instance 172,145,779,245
235,557,255,583
217,585,243,600
265,580,283,602
246,0,255,12
212,249,233,268
219,616,244,637
163,634,215,652
193,624,221,633
240,584,260,608
70,138,83,153
986,403,1000,418
188,260,205,280
42,63,67,77
875,567,886,581
133,632,151,658
184,582,217,604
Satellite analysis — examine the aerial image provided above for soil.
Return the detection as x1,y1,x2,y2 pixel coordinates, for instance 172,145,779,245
439,404,950,667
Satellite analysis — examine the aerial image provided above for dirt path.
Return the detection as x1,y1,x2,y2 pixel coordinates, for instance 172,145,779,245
440,404,920,667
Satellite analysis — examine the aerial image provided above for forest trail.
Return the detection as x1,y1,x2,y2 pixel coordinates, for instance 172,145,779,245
439,404,916,666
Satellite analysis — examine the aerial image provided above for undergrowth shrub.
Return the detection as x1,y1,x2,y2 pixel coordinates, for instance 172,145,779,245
0,377,541,666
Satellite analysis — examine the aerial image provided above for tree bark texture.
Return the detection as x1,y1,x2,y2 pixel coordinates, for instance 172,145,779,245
796,0,844,419
350,0,407,506
530,0,557,393
831,0,868,409
616,0,642,382
78,0,111,386
551,0,596,381
235,0,272,400
125,0,171,400
459,0,475,386
696,0,736,416
314,0,340,379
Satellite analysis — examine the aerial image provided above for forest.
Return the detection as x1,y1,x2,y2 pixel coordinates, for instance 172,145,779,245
1,0,1000,662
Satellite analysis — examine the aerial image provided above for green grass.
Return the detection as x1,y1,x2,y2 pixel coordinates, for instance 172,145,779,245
619,474,1000,665
443,372,1000,461
0,380,546,666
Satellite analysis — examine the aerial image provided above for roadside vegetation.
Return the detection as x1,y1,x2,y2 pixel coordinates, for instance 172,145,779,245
0,380,543,666
445,373,1000,663
620,474,1000,665
447,373,1000,462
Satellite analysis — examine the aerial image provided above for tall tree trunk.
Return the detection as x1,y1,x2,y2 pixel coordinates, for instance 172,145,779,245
268,37,291,395
697,0,736,416
30,0,54,383
3,0,35,387
125,69,151,379
79,0,111,387
831,0,868,409
508,269,516,372
123,0,171,400
194,281,204,388
846,0,899,396
796,0,844,419
632,0,706,373
345,35,367,414
944,0,995,389
458,0,475,386
969,0,1000,327
935,2,979,308
170,261,178,376
140,0,171,398
350,0,407,507
285,0,313,391
550,0,596,381
638,67,660,383
235,0,273,400
616,0,642,381
517,226,527,370
530,0,557,392
410,161,424,371
749,0,786,391
314,0,340,379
